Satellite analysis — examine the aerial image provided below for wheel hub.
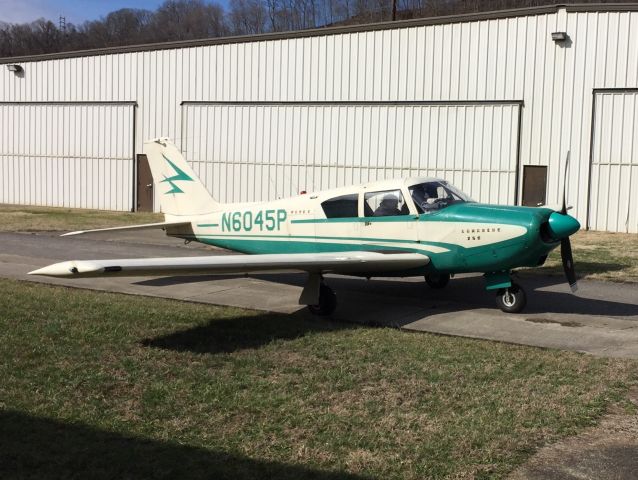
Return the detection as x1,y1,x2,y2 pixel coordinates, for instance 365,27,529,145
502,290,515,307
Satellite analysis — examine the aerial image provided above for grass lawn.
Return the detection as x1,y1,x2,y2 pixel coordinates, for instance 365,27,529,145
1,278,636,479
0,204,162,232
520,230,638,283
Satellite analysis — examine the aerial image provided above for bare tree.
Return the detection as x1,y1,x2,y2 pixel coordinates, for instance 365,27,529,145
150,0,228,41
3,0,636,58
229,0,268,34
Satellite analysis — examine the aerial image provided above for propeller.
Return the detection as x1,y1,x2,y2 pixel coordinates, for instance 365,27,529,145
558,151,578,292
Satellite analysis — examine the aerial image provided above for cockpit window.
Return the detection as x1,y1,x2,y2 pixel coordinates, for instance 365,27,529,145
409,181,472,214
364,189,410,217
321,193,358,218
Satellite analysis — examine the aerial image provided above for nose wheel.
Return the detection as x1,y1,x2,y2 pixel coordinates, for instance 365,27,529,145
307,283,337,316
495,283,527,313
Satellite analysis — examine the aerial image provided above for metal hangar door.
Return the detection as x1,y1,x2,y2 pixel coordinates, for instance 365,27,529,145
180,100,522,206
0,101,136,211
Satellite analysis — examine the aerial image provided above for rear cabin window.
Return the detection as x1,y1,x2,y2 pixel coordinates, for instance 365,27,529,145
321,194,359,218
364,189,409,217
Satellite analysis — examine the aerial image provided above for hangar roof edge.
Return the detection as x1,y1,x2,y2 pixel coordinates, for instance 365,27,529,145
1,3,637,64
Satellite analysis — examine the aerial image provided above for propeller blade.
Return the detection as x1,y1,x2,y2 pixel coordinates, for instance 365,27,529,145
561,237,578,292
561,151,570,215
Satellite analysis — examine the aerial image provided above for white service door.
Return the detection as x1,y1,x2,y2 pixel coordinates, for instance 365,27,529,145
588,91,638,233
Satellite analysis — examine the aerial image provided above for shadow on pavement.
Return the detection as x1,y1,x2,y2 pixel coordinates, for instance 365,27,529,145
532,260,626,276
141,311,355,354
135,274,248,286
0,410,369,480
136,272,638,320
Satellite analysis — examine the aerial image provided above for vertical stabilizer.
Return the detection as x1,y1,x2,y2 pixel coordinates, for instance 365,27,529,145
143,138,220,216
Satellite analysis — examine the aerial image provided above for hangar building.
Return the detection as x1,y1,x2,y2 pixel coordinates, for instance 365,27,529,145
1,3,637,232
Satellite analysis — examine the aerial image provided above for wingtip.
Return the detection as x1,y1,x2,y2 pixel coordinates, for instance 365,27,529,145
61,231,83,237
28,262,77,277
28,266,54,276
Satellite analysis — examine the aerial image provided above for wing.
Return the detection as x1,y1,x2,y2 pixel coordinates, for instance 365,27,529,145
60,221,192,237
29,251,429,278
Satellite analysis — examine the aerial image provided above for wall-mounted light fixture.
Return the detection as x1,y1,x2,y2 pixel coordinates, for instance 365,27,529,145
6,64,23,73
551,32,568,42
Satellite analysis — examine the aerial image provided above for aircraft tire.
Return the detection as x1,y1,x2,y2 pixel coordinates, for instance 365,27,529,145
307,284,337,316
425,273,450,289
495,283,527,313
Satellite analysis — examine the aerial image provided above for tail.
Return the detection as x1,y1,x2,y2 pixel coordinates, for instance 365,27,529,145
143,138,220,216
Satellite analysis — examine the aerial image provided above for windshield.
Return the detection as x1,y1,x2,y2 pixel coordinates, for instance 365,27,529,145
409,181,473,214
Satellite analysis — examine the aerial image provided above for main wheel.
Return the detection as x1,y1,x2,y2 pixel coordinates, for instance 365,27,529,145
495,283,527,313
307,283,337,316
425,273,450,289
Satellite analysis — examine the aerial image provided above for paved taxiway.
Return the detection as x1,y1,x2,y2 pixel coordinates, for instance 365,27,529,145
2,230,638,359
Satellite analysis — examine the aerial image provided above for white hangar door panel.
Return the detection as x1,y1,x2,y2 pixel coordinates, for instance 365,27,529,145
588,91,638,233
0,102,135,211
181,102,521,205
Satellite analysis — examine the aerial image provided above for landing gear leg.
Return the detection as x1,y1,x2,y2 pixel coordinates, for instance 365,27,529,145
307,282,337,316
425,272,450,289
495,283,527,313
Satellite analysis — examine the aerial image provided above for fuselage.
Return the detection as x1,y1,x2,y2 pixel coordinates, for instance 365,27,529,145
167,177,575,277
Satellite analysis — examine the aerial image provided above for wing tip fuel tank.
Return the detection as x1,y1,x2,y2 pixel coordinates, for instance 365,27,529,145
29,261,99,277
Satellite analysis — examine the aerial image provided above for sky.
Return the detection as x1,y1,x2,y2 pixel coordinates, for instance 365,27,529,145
0,0,169,25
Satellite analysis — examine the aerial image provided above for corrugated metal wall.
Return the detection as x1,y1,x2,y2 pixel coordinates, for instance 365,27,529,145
588,90,638,233
0,103,135,210
182,102,520,204
1,7,637,230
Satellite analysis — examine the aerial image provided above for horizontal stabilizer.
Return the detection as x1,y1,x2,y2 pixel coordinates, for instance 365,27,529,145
61,221,192,237
29,251,429,278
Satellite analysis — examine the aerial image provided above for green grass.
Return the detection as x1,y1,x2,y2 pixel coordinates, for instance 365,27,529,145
0,204,162,232
0,279,636,479
519,230,638,283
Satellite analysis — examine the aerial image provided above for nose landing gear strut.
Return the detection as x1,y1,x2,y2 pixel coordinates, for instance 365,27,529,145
485,272,527,313
495,282,527,313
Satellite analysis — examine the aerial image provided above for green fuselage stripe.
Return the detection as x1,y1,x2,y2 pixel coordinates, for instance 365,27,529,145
291,216,417,224
189,232,451,248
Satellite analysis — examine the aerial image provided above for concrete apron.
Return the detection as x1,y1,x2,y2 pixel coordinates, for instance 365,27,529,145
2,231,638,359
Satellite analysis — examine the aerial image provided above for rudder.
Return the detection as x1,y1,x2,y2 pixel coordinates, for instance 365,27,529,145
143,138,220,216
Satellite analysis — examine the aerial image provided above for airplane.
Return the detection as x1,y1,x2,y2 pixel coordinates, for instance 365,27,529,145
30,138,581,315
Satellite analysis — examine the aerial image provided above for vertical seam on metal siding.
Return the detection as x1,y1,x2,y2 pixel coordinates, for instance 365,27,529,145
586,91,598,230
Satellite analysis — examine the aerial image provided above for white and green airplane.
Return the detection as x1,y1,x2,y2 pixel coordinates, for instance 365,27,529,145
30,138,581,315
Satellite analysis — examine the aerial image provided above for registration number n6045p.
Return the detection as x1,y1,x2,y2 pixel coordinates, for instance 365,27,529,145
221,209,287,232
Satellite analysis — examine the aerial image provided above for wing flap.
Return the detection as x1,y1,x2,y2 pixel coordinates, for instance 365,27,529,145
61,221,192,237
29,251,429,278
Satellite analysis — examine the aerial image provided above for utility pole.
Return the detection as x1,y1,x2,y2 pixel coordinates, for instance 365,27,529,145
392,0,397,21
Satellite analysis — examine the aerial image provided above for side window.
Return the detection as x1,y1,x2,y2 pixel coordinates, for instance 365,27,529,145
364,189,409,217
321,194,359,218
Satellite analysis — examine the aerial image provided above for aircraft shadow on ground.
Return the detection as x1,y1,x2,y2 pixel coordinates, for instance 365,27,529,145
141,311,355,355
135,274,248,287
136,272,638,320
509,275,638,317
0,410,369,480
